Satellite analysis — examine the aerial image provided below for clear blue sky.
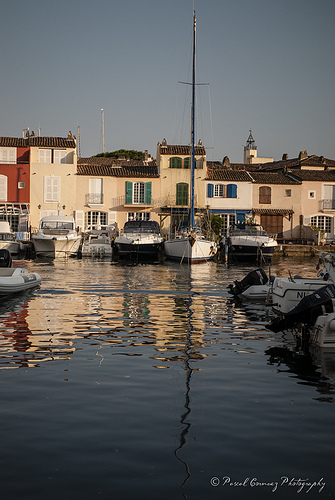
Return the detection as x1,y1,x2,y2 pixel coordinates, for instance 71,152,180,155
1,0,334,163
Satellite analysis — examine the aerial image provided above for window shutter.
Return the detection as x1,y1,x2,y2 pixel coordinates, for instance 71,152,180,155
227,184,237,198
74,210,84,232
207,183,214,198
108,212,116,224
0,175,7,201
125,181,133,204
145,182,152,204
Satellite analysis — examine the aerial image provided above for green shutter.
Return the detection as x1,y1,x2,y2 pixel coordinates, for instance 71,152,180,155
126,181,133,204
145,182,152,204
176,183,189,205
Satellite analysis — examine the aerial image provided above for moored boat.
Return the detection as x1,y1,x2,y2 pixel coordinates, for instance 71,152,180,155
81,230,112,257
224,223,277,263
114,220,164,261
0,249,41,296
0,221,22,257
163,13,216,263
32,215,81,258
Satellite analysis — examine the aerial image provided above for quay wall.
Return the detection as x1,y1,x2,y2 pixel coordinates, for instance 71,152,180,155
274,244,335,258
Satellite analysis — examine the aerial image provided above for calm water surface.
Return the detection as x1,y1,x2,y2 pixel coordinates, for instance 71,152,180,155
0,256,334,499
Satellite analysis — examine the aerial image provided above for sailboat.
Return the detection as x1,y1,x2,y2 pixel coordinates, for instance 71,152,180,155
163,12,216,263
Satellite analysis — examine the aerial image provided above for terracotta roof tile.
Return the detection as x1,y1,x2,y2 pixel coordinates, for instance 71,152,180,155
159,144,206,156
249,171,300,185
77,163,159,178
0,136,76,148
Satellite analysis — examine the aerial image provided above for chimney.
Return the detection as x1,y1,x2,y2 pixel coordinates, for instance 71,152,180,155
223,156,230,167
298,150,308,160
282,153,288,161
144,150,149,161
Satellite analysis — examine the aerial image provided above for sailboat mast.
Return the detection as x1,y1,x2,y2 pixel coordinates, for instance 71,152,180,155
190,12,196,229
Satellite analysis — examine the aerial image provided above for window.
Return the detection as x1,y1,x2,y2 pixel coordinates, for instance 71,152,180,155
169,157,182,169
184,157,191,169
44,176,60,202
88,178,103,204
310,215,331,233
207,183,237,198
259,186,271,204
214,184,225,197
85,211,107,229
125,181,152,204
221,214,237,235
285,189,292,197
308,191,316,199
54,149,67,164
176,183,189,205
0,175,7,201
0,148,16,164
127,212,151,221
133,182,145,204
18,182,25,189
39,149,52,163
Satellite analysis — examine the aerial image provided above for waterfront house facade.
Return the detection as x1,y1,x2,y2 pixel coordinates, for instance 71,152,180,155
156,138,208,237
0,136,30,234
76,156,160,233
29,133,77,231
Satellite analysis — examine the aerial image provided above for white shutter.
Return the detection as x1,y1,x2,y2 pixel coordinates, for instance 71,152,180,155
108,212,116,224
0,148,16,163
54,150,67,164
303,216,311,226
39,149,52,163
44,176,60,202
74,210,84,232
0,175,7,201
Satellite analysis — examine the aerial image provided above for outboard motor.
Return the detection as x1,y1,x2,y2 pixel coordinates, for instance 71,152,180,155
269,283,335,333
228,268,268,297
0,249,12,268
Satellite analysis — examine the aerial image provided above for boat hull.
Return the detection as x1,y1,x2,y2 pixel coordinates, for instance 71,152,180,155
115,240,163,260
227,239,276,262
272,277,329,314
164,237,216,263
0,268,41,296
32,236,81,258
0,241,21,256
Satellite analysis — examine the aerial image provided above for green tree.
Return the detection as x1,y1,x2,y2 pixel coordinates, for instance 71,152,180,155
210,214,223,238
94,149,145,160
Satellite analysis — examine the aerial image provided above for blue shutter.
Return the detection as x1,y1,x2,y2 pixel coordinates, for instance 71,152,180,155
227,184,237,198
126,181,133,204
145,182,152,204
207,183,214,198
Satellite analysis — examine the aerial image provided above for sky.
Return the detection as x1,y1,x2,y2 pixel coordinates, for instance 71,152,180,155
1,0,335,163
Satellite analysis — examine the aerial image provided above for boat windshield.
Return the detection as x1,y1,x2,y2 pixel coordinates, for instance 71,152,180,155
229,225,267,237
41,221,74,230
123,221,160,234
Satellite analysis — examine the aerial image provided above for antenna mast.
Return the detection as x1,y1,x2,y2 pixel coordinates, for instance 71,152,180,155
101,109,105,153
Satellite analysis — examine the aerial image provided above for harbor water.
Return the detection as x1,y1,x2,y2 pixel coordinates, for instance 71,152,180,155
0,256,334,499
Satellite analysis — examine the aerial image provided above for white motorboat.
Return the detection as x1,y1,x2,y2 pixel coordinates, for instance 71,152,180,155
114,220,164,260
81,230,112,258
269,283,335,348
0,221,22,256
228,268,273,301
0,249,41,296
224,224,278,263
229,251,334,306
32,215,81,258
163,13,216,264
164,227,217,264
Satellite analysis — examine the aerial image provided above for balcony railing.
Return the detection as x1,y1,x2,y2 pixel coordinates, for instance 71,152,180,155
85,193,104,205
320,199,335,211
